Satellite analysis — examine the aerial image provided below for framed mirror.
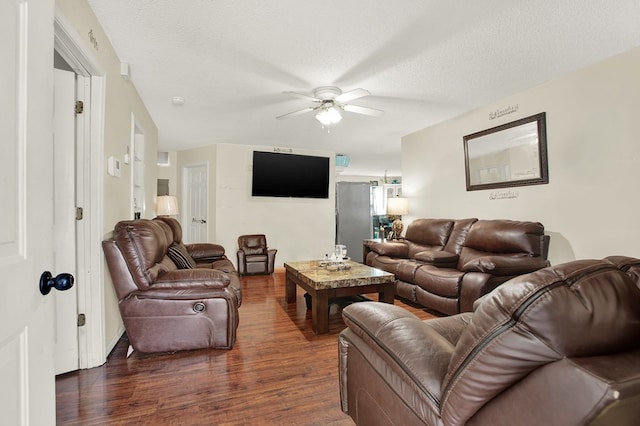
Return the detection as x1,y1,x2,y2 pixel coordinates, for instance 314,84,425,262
463,112,548,191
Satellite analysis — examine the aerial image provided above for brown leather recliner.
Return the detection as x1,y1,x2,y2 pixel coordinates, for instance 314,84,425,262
236,234,277,275
339,256,640,425
102,218,242,353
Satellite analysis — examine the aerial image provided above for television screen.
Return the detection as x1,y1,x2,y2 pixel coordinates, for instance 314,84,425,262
252,151,330,199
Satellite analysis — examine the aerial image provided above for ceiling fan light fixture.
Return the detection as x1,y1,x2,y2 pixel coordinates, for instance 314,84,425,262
316,106,342,126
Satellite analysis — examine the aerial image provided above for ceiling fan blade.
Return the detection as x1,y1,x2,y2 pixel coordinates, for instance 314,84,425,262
343,104,384,117
283,91,320,102
275,106,316,120
335,88,370,103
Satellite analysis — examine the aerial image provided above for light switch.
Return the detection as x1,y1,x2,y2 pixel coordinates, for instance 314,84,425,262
107,156,121,177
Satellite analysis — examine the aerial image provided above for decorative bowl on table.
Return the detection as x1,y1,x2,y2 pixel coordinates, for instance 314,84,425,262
326,257,351,271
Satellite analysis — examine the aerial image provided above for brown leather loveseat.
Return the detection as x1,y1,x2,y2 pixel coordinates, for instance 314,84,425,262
364,218,550,314
339,256,640,425
102,217,242,353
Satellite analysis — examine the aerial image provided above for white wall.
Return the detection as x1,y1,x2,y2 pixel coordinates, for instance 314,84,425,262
177,144,337,268
402,46,640,266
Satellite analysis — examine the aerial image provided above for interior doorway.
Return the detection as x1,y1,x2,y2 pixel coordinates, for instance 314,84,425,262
131,117,146,219
54,12,107,370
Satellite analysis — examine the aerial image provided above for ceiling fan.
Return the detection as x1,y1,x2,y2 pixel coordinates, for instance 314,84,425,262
276,86,384,125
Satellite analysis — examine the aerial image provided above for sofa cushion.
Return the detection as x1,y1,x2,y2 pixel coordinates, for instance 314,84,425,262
404,218,455,247
154,216,183,244
369,241,409,258
243,246,266,255
367,255,405,275
186,243,226,259
114,220,172,289
460,255,550,276
442,218,478,255
167,243,197,269
440,259,640,425
463,219,546,256
414,265,464,298
414,250,459,267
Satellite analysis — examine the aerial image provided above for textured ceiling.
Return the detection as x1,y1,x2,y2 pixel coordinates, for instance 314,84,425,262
87,0,640,176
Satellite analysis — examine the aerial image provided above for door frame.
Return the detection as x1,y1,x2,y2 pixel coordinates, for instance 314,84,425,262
54,9,107,369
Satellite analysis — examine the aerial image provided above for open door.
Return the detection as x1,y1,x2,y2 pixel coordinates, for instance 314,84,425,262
0,0,61,424
53,68,80,374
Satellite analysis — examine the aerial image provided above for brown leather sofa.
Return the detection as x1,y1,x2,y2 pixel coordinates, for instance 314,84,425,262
236,234,277,275
364,218,550,314
339,256,640,425
102,217,242,353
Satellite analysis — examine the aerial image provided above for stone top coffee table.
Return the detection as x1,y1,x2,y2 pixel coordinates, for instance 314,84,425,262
284,260,395,334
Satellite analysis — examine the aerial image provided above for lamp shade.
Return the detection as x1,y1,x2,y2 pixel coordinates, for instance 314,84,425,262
387,197,409,216
156,195,179,216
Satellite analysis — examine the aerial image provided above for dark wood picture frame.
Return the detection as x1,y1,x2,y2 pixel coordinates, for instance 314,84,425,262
463,112,548,191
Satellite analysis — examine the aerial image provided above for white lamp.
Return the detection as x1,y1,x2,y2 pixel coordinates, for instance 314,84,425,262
387,196,409,216
387,196,409,239
316,106,342,126
156,195,179,217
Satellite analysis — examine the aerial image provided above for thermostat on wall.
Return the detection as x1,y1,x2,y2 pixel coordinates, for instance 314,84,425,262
107,156,121,177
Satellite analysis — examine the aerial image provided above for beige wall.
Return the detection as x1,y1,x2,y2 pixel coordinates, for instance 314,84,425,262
177,144,337,267
57,0,159,353
157,152,178,195
402,46,640,265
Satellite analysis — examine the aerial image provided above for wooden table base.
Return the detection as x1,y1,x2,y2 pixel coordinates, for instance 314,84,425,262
285,261,395,334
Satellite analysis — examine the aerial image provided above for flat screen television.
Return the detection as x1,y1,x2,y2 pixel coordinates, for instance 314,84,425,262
252,151,330,199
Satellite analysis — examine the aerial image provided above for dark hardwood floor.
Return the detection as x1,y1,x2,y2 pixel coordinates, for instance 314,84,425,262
56,269,436,425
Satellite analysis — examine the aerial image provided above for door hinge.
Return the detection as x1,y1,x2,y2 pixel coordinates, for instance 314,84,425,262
75,207,83,221
77,313,86,327
75,100,84,114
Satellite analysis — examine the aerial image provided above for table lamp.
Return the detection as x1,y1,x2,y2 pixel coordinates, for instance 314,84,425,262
387,196,409,239
156,195,179,217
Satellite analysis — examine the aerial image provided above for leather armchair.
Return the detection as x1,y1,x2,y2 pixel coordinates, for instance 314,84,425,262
339,256,640,425
236,234,277,275
102,218,241,353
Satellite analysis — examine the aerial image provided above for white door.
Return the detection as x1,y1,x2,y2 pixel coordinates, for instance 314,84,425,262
53,68,79,374
183,164,208,243
1,0,59,424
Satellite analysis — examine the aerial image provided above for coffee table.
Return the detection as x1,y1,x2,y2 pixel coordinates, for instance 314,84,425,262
284,260,395,334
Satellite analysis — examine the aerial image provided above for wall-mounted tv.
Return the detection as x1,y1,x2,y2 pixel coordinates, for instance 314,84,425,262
252,151,330,199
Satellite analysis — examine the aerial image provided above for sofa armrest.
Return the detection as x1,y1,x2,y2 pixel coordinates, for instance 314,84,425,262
341,302,454,404
464,350,640,426
460,256,550,276
153,269,231,289
369,241,409,258
129,287,234,300
414,250,459,267
186,243,226,260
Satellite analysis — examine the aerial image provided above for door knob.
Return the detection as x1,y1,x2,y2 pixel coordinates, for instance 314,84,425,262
39,271,74,295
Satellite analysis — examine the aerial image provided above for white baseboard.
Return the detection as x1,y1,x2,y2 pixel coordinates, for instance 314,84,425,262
106,325,126,357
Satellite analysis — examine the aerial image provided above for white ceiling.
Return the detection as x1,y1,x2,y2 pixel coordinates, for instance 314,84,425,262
87,0,640,176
